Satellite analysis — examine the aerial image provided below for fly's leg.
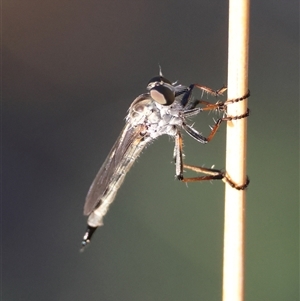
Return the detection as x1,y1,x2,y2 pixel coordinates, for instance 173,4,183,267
202,107,250,143
181,164,249,190
186,84,250,113
181,105,249,145
183,85,250,143
175,85,250,189
173,132,249,190
182,84,227,110
174,132,184,179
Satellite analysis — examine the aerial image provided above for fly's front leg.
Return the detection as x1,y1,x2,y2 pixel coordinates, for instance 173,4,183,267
184,85,250,143
181,164,249,190
188,84,249,113
192,84,227,98
184,84,227,111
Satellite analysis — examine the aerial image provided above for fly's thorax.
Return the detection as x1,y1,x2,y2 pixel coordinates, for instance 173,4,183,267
144,101,183,138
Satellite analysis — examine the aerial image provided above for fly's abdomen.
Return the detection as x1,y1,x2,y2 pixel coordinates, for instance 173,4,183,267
87,136,148,228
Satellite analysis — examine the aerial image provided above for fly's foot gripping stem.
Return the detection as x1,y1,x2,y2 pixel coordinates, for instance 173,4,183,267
218,89,250,115
222,108,250,122
222,173,250,190
224,89,250,106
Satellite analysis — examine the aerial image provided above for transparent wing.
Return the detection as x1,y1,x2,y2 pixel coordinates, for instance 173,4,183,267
83,123,147,216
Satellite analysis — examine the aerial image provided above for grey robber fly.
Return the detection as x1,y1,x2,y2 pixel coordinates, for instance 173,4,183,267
81,72,249,249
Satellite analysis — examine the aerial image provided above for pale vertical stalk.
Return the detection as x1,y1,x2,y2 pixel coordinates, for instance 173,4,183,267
222,0,250,300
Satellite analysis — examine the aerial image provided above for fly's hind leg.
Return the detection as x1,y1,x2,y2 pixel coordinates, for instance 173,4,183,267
174,132,249,190
182,164,249,190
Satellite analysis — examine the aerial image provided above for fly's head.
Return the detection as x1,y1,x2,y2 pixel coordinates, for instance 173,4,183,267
147,75,176,106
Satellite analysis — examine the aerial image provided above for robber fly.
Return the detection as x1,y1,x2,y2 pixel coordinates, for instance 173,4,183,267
81,72,249,249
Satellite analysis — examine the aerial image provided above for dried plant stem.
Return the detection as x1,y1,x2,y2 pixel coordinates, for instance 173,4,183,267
222,0,250,300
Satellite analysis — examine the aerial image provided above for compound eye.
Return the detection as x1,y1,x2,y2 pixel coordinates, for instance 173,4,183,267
147,76,172,89
150,85,175,105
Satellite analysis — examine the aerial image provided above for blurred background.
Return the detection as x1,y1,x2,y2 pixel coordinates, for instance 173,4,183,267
3,0,298,300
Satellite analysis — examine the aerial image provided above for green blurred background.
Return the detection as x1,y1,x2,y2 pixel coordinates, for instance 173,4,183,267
3,0,298,300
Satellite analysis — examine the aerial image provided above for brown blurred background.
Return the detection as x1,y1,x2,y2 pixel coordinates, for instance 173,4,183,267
3,0,298,300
